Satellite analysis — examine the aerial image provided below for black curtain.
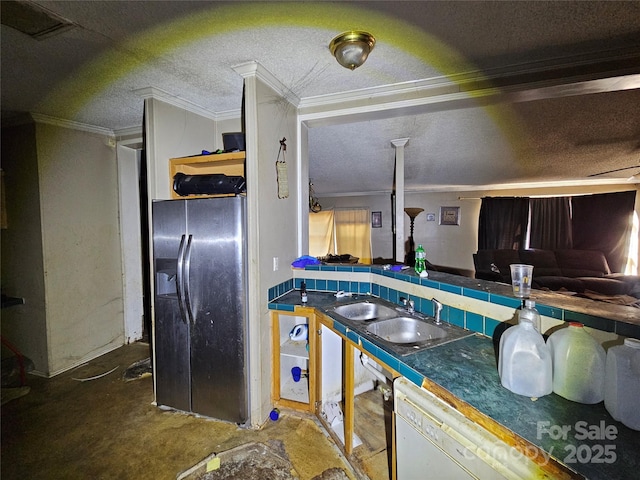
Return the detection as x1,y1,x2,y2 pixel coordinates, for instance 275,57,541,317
529,197,573,250
478,197,530,250
571,191,636,272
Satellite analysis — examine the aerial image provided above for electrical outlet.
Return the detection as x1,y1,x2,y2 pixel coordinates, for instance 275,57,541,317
273,257,279,271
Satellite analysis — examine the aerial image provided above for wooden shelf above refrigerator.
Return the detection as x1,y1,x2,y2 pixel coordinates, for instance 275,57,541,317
169,151,246,199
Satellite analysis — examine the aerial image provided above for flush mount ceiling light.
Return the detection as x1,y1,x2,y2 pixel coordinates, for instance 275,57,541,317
329,31,376,70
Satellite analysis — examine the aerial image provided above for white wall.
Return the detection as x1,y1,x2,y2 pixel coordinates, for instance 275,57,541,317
145,98,217,201
36,123,125,375
215,118,243,150
1,119,125,376
242,66,300,425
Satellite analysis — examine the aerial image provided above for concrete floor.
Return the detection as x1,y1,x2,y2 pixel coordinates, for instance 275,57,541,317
1,343,357,480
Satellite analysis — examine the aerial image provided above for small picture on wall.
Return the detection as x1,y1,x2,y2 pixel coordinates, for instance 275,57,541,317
439,206,460,226
425,213,436,222
372,211,382,228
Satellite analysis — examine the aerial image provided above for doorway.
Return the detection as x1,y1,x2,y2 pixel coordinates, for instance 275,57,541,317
116,140,149,345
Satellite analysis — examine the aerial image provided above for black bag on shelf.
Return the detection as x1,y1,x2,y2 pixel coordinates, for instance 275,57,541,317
173,172,246,196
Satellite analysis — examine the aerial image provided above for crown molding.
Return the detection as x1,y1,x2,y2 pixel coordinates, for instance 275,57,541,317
30,113,114,137
216,109,242,122
114,125,142,138
470,47,640,86
391,138,410,148
298,50,640,117
318,190,393,198
299,75,460,111
133,86,241,123
318,178,638,198
406,178,640,194
134,86,218,121
233,61,301,107
114,126,143,149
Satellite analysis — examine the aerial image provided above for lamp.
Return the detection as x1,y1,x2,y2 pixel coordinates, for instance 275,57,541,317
404,208,424,265
329,31,376,70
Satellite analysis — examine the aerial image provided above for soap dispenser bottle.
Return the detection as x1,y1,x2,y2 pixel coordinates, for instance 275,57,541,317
300,281,308,304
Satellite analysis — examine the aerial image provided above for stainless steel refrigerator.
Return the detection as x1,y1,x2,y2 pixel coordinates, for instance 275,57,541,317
152,196,249,423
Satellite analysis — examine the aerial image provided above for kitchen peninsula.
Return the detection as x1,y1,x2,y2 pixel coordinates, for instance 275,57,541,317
269,265,640,479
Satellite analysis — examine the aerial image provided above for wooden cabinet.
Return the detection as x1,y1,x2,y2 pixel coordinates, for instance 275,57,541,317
169,151,245,199
271,308,318,412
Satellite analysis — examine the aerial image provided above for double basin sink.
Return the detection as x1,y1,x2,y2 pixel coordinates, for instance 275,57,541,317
327,298,474,356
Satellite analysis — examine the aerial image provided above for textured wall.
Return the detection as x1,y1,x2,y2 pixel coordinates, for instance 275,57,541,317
36,122,124,375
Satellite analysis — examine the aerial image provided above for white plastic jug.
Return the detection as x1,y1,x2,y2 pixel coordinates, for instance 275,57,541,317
547,323,606,404
605,338,640,431
498,321,552,398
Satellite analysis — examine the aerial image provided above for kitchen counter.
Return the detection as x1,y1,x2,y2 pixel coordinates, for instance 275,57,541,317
405,335,640,480
421,269,639,325
269,290,640,480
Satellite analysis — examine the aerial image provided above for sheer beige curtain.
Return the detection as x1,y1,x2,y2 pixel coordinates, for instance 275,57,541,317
309,210,335,257
309,208,373,263
334,208,372,264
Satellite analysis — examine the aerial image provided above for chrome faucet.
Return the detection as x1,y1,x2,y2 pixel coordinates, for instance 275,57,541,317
400,297,415,314
431,298,443,324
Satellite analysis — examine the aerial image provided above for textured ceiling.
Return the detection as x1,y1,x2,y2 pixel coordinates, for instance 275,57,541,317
2,1,640,195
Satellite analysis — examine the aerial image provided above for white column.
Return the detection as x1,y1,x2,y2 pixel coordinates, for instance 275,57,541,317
391,138,409,263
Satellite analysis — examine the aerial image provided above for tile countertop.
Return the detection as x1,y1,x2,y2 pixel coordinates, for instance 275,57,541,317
420,270,639,325
269,290,640,480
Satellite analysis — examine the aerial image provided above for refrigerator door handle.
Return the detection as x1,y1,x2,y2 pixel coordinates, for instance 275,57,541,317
176,234,188,324
183,234,195,324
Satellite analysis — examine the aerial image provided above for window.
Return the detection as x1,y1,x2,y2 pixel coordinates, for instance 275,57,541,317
477,191,637,274
309,208,372,264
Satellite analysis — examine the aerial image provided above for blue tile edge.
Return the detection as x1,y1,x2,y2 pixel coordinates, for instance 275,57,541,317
270,268,640,340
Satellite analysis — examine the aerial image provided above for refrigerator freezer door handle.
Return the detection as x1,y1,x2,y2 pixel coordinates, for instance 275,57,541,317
183,234,195,324
176,234,188,324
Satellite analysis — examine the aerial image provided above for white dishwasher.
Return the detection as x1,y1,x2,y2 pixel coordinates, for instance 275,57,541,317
394,377,548,480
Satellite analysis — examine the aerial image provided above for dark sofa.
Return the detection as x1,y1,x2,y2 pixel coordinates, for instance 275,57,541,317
473,249,640,298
